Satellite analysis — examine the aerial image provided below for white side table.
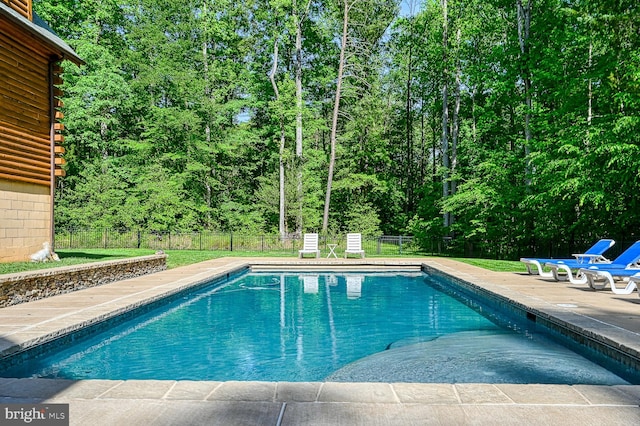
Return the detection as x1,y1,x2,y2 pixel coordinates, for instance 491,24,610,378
327,244,338,258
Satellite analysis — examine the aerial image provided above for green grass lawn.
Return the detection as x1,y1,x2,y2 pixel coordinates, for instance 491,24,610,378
0,249,299,274
0,249,154,275
0,249,526,275
452,257,526,272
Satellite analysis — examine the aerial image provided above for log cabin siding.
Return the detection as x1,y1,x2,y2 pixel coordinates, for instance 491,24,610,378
0,1,81,261
0,12,51,186
0,0,31,21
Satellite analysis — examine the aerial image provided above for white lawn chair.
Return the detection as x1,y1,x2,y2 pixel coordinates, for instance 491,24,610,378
298,233,320,258
344,233,365,258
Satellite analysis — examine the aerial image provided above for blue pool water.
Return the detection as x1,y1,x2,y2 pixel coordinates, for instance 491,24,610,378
1,272,635,384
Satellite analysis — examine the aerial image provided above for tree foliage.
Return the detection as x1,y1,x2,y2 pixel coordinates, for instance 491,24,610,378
35,0,640,257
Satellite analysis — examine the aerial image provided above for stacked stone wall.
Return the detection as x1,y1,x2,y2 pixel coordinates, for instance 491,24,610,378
0,254,167,307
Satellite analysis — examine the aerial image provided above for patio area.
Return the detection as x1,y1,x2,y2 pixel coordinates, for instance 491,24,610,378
1,257,639,425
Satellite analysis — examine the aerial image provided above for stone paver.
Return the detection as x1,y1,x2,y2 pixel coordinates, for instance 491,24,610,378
282,402,469,426
317,382,397,403
495,384,589,405
0,257,640,425
208,381,276,401
393,383,459,404
164,381,222,401
575,384,640,406
276,382,321,402
98,380,176,399
453,383,512,404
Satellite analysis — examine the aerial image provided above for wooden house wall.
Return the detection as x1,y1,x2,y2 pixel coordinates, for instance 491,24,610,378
0,0,32,21
0,14,52,187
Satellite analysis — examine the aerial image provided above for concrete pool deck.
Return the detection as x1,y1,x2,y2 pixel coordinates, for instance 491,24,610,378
0,257,639,425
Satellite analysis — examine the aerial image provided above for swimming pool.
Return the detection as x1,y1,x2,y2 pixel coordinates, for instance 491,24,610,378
1,270,637,384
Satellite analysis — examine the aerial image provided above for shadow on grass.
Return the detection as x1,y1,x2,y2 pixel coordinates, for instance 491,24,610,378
56,251,123,260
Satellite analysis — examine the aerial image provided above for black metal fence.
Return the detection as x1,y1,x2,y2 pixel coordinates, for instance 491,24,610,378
54,229,419,256
54,228,637,260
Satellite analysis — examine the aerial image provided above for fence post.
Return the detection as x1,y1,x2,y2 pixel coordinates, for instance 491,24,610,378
199,231,202,251
230,231,233,251
261,235,264,252
104,228,108,249
399,236,403,255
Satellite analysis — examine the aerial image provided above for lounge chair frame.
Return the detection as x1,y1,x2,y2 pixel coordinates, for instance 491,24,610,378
577,240,640,290
611,273,640,297
520,239,615,279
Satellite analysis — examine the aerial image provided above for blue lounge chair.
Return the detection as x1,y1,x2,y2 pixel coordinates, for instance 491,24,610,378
520,239,615,278
578,240,640,290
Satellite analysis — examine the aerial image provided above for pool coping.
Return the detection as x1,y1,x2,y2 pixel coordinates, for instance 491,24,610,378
1,257,640,425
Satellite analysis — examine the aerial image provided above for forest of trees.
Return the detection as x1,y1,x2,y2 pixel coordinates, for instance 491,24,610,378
38,0,639,258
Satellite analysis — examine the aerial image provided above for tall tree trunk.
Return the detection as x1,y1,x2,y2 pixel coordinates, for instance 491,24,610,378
269,39,287,239
405,17,414,214
451,27,461,199
420,94,426,184
517,0,532,166
432,114,437,182
471,40,478,147
441,0,451,227
322,0,350,233
587,41,593,128
294,11,304,235
471,88,477,145
202,9,213,224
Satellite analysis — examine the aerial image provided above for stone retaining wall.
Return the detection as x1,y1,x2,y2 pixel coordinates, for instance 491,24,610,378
0,254,167,308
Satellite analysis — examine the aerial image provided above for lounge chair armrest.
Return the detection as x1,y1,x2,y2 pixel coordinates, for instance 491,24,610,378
572,254,609,263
